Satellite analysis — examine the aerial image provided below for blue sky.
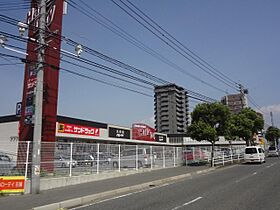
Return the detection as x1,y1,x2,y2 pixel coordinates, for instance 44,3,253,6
0,0,279,128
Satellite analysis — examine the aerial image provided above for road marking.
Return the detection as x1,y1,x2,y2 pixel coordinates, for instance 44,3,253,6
266,163,275,168
70,183,171,210
235,171,258,183
171,197,203,210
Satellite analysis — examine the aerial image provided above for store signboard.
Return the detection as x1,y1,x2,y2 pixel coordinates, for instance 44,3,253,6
0,176,25,193
109,127,130,139
16,102,22,117
57,123,100,136
19,0,64,142
155,134,167,143
132,123,155,141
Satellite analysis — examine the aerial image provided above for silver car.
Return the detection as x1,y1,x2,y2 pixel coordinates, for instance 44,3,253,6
0,153,16,175
112,148,151,168
54,155,77,168
267,146,279,157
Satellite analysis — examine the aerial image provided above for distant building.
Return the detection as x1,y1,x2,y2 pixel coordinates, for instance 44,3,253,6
221,93,248,114
154,84,189,134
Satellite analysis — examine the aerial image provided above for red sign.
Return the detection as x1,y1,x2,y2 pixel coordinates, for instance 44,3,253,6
57,123,100,137
132,123,155,141
19,0,64,142
0,176,25,193
18,0,64,173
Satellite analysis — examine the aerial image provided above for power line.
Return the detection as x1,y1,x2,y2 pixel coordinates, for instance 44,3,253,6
64,38,218,102
0,52,154,98
59,56,153,91
116,0,239,89
124,0,239,87
111,0,239,91
61,52,158,87
1,35,155,91
60,67,154,98
4,29,216,103
66,1,229,94
0,16,217,103
247,95,264,114
0,62,23,66
1,45,214,104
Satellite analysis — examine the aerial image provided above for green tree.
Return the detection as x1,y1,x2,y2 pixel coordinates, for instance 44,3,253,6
265,126,280,146
188,102,231,167
230,108,264,146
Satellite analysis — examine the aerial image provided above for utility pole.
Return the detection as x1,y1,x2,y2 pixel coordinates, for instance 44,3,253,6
269,112,277,147
270,111,274,127
31,0,46,194
239,83,248,109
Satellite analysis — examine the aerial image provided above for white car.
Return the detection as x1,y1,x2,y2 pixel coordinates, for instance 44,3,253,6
244,146,265,163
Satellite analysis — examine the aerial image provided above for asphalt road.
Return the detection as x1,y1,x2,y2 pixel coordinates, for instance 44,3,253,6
73,157,280,210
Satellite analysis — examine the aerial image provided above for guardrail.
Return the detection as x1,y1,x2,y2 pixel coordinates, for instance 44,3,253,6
182,146,245,166
213,152,244,166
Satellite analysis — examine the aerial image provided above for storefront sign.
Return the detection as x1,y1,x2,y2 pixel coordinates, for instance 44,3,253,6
155,134,167,142
132,123,155,141
19,0,64,143
16,102,22,117
109,127,130,139
57,123,100,136
0,176,25,193
27,2,56,28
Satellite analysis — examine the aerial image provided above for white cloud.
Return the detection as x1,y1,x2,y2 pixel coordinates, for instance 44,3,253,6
260,104,280,114
259,104,280,128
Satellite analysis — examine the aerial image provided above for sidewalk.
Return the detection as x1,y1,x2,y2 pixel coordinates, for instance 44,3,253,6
0,165,214,210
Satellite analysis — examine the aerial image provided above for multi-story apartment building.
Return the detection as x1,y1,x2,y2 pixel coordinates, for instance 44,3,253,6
154,84,189,134
221,93,248,114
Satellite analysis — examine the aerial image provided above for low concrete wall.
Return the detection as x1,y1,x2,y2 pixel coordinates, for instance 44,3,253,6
24,168,154,194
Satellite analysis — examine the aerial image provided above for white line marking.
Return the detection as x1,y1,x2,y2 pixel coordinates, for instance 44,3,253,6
266,163,275,168
70,183,171,210
171,197,203,210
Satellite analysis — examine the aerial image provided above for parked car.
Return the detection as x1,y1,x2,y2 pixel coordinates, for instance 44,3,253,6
0,153,16,175
91,152,112,165
244,146,265,163
72,153,94,166
183,148,206,165
112,148,151,168
54,155,77,168
220,148,232,156
267,146,279,157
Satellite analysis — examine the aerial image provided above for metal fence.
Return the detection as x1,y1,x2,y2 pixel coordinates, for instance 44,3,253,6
0,142,184,178
182,145,246,166
0,142,245,179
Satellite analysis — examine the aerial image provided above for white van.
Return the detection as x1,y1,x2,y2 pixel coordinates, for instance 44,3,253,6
244,146,265,163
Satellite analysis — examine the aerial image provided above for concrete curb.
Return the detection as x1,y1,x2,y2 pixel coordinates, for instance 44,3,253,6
32,167,216,210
